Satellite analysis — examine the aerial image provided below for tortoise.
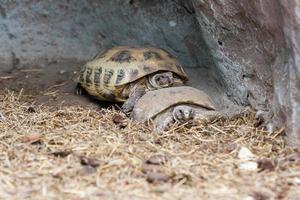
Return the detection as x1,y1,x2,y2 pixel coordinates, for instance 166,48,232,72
131,86,222,131
76,46,188,113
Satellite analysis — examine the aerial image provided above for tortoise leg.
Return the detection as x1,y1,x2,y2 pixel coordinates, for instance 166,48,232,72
173,105,223,124
153,106,195,132
122,87,146,114
154,112,175,132
194,109,223,123
75,83,83,95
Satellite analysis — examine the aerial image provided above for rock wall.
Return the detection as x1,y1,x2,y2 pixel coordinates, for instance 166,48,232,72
192,0,300,145
193,0,286,107
0,0,299,145
0,0,229,109
0,0,213,70
276,0,300,146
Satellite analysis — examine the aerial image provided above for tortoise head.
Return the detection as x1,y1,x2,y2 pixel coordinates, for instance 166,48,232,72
172,105,195,123
148,72,183,89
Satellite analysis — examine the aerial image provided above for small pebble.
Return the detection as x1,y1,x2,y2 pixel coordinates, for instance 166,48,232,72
27,106,36,113
238,147,258,171
169,20,177,27
141,163,163,174
238,147,256,161
146,172,169,183
19,133,42,144
50,150,72,158
80,156,104,168
80,165,97,176
112,114,128,128
146,155,168,165
257,157,275,172
239,161,258,171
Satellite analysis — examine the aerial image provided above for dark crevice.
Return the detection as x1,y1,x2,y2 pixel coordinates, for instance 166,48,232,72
8,33,16,40
220,26,231,32
11,52,20,68
0,5,6,18
170,0,195,15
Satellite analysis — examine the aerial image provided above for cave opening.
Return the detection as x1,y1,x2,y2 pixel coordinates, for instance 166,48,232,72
0,0,232,109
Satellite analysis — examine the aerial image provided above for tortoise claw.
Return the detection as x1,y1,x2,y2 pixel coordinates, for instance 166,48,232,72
122,88,146,115
121,102,134,115
75,84,83,95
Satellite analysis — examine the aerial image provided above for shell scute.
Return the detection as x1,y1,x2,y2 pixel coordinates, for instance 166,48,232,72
132,86,216,123
78,46,188,102
109,50,136,63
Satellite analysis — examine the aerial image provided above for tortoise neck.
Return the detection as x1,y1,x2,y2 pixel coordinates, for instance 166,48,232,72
122,78,147,97
146,73,184,90
145,76,156,91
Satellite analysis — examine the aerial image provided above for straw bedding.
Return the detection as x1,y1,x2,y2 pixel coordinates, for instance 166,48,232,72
0,91,299,200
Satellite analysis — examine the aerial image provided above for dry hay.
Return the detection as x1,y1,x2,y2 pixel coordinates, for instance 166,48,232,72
0,90,299,200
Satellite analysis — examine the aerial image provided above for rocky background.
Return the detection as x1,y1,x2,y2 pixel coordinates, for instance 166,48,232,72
0,0,299,145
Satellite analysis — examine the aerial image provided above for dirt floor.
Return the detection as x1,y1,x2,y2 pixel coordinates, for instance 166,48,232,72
0,60,233,111
0,61,102,108
0,89,300,199
0,64,300,199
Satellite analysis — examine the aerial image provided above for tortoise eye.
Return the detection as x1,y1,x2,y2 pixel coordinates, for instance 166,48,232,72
179,109,184,115
155,76,162,82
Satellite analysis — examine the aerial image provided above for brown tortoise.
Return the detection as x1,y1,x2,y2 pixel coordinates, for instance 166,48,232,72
132,86,221,131
77,46,188,113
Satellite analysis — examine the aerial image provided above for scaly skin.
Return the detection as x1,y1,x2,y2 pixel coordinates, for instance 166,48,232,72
121,72,184,114
122,86,146,114
154,105,222,132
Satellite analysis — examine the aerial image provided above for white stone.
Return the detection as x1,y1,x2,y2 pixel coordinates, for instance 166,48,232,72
169,21,177,27
238,147,256,161
239,161,258,171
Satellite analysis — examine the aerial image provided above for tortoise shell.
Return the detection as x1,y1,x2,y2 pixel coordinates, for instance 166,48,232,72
132,86,215,123
78,46,188,102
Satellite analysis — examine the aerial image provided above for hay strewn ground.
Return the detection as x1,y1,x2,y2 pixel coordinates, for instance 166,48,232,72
0,91,299,200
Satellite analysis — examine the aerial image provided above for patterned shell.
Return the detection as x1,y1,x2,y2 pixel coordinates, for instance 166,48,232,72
78,46,188,101
132,86,216,123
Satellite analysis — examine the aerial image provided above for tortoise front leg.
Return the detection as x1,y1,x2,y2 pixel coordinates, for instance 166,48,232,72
154,112,175,132
194,110,223,123
122,87,146,114
75,83,83,95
